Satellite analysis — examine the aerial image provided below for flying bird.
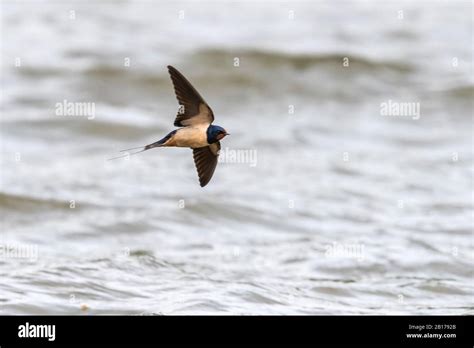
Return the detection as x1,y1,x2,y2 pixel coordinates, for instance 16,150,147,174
110,65,229,187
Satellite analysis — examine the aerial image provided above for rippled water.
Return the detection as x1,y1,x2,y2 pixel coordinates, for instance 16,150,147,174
0,1,473,314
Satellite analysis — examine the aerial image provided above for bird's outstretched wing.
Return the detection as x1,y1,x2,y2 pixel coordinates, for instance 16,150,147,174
167,65,214,127
192,142,220,187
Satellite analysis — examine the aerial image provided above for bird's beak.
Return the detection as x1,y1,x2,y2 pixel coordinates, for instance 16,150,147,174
225,132,230,136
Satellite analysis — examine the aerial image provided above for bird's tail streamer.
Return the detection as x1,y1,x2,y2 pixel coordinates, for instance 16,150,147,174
107,141,165,161
107,146,148,161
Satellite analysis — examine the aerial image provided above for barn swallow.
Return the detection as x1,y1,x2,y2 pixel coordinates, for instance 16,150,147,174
110,65,229,187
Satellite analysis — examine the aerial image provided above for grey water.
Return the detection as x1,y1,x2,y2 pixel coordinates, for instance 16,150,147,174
0,0,472,314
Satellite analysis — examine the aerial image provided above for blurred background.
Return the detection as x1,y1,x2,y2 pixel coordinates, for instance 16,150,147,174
0,0,472,314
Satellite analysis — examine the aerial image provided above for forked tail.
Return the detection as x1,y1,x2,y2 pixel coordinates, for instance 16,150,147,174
107,130,177,161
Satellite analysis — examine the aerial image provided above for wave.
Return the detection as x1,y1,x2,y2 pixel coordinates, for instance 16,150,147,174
0,192,70,211
444,85,474,99
17,47,415,84
2,118,162,141
192,48,415,73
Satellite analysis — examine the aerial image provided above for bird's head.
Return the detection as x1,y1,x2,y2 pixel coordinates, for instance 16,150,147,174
207,125,229,144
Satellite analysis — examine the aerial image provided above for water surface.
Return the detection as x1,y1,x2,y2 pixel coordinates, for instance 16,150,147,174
0,0,472,314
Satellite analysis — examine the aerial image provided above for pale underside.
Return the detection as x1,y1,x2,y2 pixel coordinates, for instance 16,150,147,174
164,123,209,148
